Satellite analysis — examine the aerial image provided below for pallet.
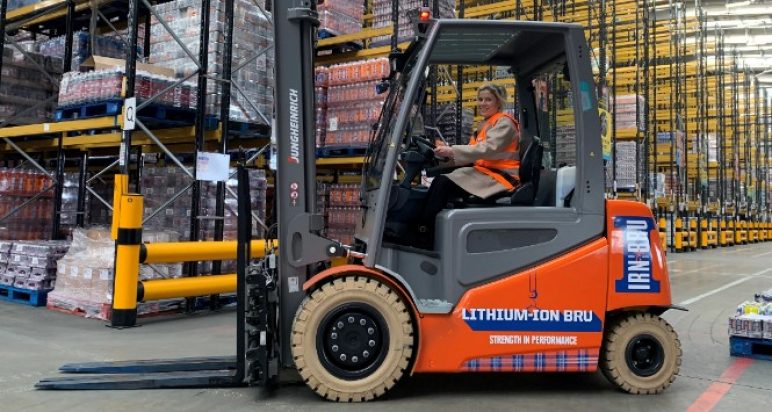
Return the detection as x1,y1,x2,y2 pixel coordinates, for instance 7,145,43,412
46,292,185,321
55,100,215,129
730,336,772,361
0,284,49,307
226,120,270,139
317,145,368,158
316,29,363,53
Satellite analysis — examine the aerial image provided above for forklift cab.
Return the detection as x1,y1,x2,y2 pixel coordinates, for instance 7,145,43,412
356,20,605,312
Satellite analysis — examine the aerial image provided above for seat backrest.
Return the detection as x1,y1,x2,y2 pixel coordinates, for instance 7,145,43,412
518,136,544,189
555,166,576,207
533,169,556,206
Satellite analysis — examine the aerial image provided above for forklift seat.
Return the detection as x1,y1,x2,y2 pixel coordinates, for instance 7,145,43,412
454,136,544,208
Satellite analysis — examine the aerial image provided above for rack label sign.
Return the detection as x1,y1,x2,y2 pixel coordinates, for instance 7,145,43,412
614,216,660,293
123,97,136,131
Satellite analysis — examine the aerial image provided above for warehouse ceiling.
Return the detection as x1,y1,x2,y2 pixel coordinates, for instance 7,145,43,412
700,0,772,92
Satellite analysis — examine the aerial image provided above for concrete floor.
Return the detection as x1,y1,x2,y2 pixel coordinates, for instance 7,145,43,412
2,243,772,411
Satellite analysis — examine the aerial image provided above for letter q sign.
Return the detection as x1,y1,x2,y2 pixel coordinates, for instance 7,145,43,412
123,97,137,131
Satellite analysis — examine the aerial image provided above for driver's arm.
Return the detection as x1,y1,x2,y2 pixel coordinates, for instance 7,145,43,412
451,119,519,166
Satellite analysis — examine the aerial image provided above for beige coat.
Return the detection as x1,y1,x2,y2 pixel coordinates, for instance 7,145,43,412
446,115,519,199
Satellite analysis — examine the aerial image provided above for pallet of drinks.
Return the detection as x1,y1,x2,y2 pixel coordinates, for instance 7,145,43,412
728,289,772,361
46,228,185,320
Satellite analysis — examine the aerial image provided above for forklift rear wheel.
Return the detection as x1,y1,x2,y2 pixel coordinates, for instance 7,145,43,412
291,276,414,402
600,312,681,394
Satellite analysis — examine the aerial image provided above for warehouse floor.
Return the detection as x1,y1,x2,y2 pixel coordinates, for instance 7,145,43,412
2,243,772,412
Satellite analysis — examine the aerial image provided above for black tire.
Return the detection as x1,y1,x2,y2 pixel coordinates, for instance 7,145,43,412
601,313,681,394
291,276,414,402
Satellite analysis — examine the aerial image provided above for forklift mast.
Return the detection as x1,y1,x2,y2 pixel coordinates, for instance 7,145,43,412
272,1,342,367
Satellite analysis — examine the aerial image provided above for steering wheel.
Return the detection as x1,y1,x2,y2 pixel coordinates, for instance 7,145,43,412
410,135,449,163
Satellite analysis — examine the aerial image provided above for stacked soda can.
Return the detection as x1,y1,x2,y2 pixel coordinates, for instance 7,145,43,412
0,168,55,240
148,0,274,124
371,0,456,47
318,0,364,36
315,67,330,147
323,58,389,148
322,184,362,245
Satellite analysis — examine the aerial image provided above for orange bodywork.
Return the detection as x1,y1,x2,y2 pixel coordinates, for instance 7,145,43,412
304,200,672,374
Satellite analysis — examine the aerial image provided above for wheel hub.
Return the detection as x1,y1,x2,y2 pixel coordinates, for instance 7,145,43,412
625,333,665,377
316,303,389,380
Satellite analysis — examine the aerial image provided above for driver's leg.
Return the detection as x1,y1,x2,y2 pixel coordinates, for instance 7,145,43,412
418,175,468,248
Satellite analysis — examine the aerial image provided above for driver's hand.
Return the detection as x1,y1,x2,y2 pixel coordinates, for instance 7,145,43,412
434,145,454,159
434,139,446,147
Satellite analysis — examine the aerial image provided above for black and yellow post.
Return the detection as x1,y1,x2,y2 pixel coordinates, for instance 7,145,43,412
111,194,143,327
751,221,759,243
658,216,667,250
727,219,735,246
688,217,697,251
700,217,709,249
674,217,684,252
709,216,718,247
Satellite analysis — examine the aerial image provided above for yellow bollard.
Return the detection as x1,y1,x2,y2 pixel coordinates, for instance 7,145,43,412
658,217,667,250
688,219,697,251
674,218,684,252
700,219,709,249
728,220,735,246
111,194,143,327
720,219,727,247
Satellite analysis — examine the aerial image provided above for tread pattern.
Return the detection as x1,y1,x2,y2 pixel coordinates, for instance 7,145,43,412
291,276,414,402
601,312,682,394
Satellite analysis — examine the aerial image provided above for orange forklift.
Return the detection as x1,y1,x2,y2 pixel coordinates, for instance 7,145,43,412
37,3,683,402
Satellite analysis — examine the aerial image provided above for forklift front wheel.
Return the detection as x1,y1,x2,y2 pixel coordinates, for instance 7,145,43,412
600,312,681,394
291,276,414,402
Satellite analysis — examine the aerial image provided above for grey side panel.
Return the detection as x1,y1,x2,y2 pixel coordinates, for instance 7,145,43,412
437,208,603,295
375,247,444,300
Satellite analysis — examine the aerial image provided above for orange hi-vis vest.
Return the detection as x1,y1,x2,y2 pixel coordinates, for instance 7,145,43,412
470,112,521,191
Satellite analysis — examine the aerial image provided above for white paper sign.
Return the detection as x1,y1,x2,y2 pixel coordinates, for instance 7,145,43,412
123,97,136,131
195,152,230,182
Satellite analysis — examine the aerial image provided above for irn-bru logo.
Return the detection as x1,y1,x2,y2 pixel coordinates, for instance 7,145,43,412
614,216,660,293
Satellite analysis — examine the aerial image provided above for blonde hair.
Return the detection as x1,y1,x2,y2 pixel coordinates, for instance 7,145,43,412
477,83,508,110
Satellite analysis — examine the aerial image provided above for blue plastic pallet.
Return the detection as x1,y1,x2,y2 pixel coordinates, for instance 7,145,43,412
0,284,50,307
316,145,368,158
56,100,218,129
729,335,772,361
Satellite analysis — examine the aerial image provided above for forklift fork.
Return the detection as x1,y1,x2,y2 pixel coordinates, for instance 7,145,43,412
36,166,265,390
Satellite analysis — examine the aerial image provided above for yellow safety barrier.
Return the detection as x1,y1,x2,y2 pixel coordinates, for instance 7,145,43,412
674,218,684,252
720,219,728,247
111,193,143,327
141,240,275,264
139,274,236,302
727,220,735,246
700,219,708,249
736,221,747,245
658,217,667,250
688,219,697,251
709,218,718,247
